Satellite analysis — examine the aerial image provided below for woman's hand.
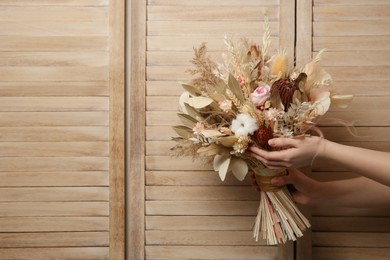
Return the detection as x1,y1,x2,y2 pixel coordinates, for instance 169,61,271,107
249,136,325,169
271,168,324,206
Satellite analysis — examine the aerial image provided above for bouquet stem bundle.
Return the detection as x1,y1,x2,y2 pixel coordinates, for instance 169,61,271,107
247,158,311,245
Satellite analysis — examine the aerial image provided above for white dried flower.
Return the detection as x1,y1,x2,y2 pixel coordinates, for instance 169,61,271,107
230,113,259,136
219,99,232,112
192,122,205,135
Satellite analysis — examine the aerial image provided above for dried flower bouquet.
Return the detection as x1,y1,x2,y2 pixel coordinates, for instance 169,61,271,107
171,19,353,245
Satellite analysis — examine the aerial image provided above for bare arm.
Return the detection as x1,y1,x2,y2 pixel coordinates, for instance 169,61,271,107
249,136,390,187
272,169,390,207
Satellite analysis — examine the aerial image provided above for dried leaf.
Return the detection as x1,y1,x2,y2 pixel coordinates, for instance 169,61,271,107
213,155,231,181
230,158,248,181
184,103,204,121
201,129,225,138
177,113,198,128
228,73,245,103
187,96,214,109
218,136,239,147
197,144,220,156
181,82,201,96
172,125,193,139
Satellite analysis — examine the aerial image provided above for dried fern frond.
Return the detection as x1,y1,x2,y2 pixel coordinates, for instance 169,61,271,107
261,15,271,63
188,43,219,92
314,49,327,63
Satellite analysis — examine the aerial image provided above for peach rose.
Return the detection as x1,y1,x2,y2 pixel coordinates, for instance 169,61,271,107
251,84,271,106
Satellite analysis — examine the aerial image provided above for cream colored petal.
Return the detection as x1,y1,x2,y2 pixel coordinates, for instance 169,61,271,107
201,130,225,138
187,96,213,109
179,92,191,113
213,155,231,181
230,158,248,181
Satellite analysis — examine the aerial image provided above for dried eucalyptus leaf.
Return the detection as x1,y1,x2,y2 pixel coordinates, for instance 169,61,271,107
184,103,204,121
197,144,220,156
213,155,231,181
187,96,213,109
217,136,239,147
201,129,224,138
181,82,201,96
172,125,193,139
230,158,248,181
177,113,198,128
228,73,245,103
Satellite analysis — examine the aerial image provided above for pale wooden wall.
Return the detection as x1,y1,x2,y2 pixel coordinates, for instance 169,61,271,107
0,1,124,259
297,0,390,259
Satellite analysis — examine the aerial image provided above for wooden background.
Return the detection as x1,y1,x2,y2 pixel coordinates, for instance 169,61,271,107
0,0,124,259
130,0,390,259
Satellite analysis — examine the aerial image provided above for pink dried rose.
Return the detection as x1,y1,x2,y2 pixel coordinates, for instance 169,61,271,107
251,84,271,107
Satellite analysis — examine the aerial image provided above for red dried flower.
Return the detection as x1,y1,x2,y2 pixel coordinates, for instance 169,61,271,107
271,78,298,111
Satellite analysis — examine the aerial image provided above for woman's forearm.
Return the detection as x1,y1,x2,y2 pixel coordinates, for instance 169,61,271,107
320,140,390,186
315,177,390,207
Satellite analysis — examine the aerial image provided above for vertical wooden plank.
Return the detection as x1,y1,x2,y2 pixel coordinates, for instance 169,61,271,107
296,0,313,66
109,0,125,259
128,0,146,259
279,0,295,68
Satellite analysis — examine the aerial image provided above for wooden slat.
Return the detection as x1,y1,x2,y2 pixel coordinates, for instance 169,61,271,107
148,0,279,5
315,51,390,66
146,156,212,171
0,67,107,81
0,7,107,21
0,52,108,66
0,232,108,248
0,21,108,36
0,248,109,260
146,186,258,201
0,171,109,187
331,80,390,97
314,0,390,5
0,36,108,51
0,112,108,126
0,187,108,202
313,36,390,51
0,142,108,157
147,21,279,36
146,216,254,231
0,82,108,96
146,230,265,246
147,51,220,66
0,157,109,172
147,6,278,21
0,127,108,142
313,232,390,247
314,6,390,21
313,21,390,36
146,201,258,216
321,66,390,81
0,0,109,5
145,170,248,186
312,207,390,217
147,81,186,96
0,202,108,217
312,217,390,232
145,246,278,260
0,217,108,232
147,36,276,51
313,247,390,260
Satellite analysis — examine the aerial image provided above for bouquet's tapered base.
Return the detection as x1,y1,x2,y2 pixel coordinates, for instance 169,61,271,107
252,169,311,245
